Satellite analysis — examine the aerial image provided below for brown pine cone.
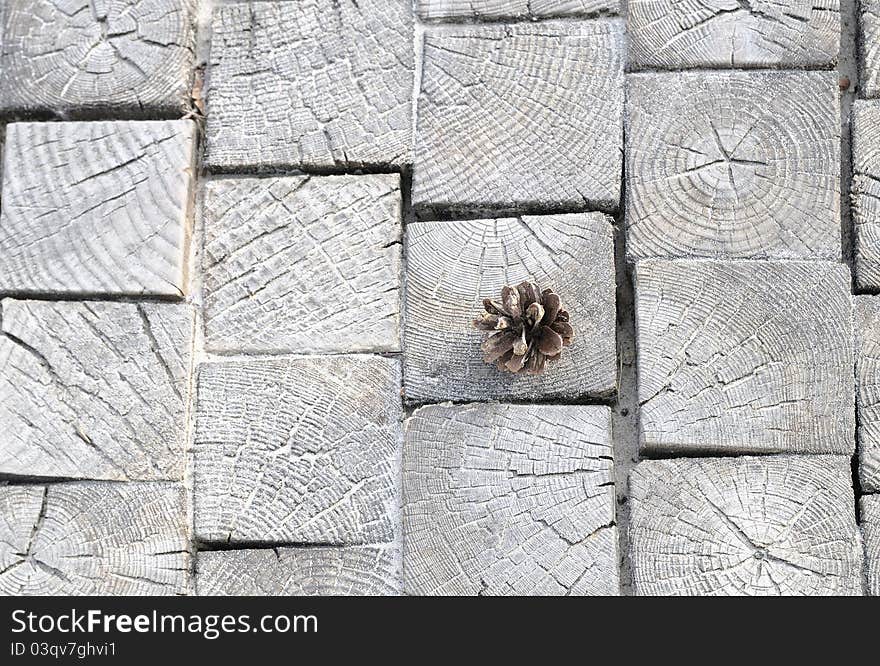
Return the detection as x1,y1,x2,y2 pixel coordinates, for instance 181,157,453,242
473,281,574,375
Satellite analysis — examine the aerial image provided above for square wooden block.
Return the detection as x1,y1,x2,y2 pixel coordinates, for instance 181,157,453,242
403,403,618,595
0,299,194,481
862,0,880,98
404,214,616,404
0,0,197,117
194,355,402,545
204,0,413,172
629,456,863,596
862,496,880,596
626,72,840,261
854,297,880,493
412,20,624,214
627,0,839,69
197,546,401,596
0,482,189,596
0,120,196,297
202,175,401,354
416,0,619,19
853,102,880,289
635,260,854,455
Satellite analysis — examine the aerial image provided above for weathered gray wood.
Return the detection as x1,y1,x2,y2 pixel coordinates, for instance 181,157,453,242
862,0,880,98
204,0,413,172
853,101,880,289
412,20,624,213
404,214,616,404
0,482,188,595
194,355,402,545
630,456,863,596
0,0,197,117
0,299,194,480
862,495,880,596
197,546,401,596
854,297,880,492
403,403,618,596
0,120,196,297
417,0,619,19
635,260,854,455
626,72,840,261
627,0,840,69
203,175,402,354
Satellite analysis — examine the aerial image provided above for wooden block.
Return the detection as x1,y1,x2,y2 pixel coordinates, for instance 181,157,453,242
862,0,880,98
403,403,618,596
0,0,197,117
853,101,880,289
630,456,863,596
0,299,194,481
204,0,413,172
412,20,624,214
0,482,189,595
635,260,854,455
862,495,880,596
854,297,880,492
404,214,616,404
197,546,401,596
416,0,619,19
194,355,402,545
627,0,840,69
626,72,840,261
0,120,196,297
202,175,402,354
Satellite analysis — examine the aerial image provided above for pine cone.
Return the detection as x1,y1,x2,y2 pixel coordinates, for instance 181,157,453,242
473,281,574,375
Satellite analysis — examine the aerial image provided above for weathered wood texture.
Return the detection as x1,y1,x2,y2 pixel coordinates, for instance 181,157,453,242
0,0,197,117
417,0,619,19
862,495,880,596
854,297,880,492
627,0,840,69
626,72,840,261
635,260,854,455
194,356,402,545
0,120,196,297
197,546,401,596
403,403,618,595
404,214,616,404
203,175,402,354
630,456,864,596
0,482,189,595
412,20,624,213
853,101,880,289
861,0,880,98
0,299,194,481
204,0,413,172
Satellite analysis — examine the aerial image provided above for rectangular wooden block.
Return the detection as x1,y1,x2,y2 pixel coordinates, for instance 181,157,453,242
412,19,624,214
854,297,880,492
629,456,863,596
635,260,854,455
0,0,198,117
416,0,619,19
862,0,880,98
853,101,880,289
202,174,402,354
627,0,840,69
0,120,196,297
862,496,880,596
0,482,189,596
626,72,840,261
404,214,617,404
403,403,618,596
0,299,195,481
194,355,403,545
197,546,401,596
204,0,413,172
